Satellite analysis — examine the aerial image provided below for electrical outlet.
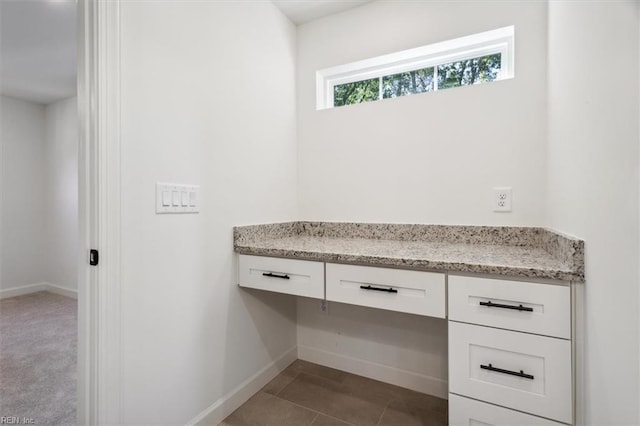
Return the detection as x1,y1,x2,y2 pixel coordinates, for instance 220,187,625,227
320,299,329,315
493,187,512,212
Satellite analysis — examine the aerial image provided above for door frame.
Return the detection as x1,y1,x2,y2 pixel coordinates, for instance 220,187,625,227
77,0,122,423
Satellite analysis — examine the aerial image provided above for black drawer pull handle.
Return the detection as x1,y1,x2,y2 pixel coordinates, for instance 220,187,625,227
262,272,290,280
360,285,398,293
479,301,533,312
480,363,534,380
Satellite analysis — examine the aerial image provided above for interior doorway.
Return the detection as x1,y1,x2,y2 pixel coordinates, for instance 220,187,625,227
0,1,79,423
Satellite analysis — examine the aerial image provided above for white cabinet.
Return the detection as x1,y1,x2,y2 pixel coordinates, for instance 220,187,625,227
236,255,576,424
326,263,445,318
449,322,572,423
238,255,324,299
448,275,573,425
448,275,570,339
449,394,565,426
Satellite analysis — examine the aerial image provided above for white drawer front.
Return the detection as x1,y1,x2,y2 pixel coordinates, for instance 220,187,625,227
449,322,572,424
326,263,445,318
449,394,565,426
448,275,570,339
238,255,324,299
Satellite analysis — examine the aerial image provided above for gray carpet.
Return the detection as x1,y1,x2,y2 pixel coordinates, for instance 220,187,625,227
0,291,77,425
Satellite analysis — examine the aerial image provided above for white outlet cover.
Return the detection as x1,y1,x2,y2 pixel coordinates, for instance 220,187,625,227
493,187,512,212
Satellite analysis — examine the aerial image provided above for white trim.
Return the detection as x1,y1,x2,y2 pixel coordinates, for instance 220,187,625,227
297,344,448,399
572,282,585,425
0,283,78,300
187,346,298,426
45,283,79,299
316,25,515,109
77,0,122,424
0,283,48,299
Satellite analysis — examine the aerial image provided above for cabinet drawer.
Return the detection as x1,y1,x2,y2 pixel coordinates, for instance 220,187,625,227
449,322,572,424
448,275,570,339
326,263,445,318
449,394,565,426
238,255,324,299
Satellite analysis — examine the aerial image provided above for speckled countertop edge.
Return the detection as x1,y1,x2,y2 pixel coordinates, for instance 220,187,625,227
233,222,585,282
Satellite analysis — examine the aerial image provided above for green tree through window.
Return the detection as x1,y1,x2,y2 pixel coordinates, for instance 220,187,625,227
383,68,434,98
333,77,379,107
332,53,502,108
437,53,501,89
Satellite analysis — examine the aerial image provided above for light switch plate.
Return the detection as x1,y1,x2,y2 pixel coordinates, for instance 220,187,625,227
156,183,200,214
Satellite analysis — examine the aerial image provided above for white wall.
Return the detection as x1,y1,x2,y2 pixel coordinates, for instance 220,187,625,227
297,1,548,226
44,97,78,292
0,95,78,296
295,0,548,399
0,96,47,290
297,298,448,397
118,1,298,423
547,1,639,424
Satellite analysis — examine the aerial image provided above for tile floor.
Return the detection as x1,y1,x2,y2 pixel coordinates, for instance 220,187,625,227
219,360,447,426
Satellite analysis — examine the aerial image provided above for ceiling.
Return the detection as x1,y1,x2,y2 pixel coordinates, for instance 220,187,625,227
273,0,374,25
1,0,77,105
0,0,373,105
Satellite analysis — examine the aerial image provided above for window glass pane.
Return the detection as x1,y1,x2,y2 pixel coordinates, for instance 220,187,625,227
334,77,380,107
437,53,501,90
382,67,434,99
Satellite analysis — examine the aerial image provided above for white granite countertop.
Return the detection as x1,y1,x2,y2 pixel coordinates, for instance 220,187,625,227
233,222,584,282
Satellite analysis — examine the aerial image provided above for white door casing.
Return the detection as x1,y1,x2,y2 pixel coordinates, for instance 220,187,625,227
77,0,122,424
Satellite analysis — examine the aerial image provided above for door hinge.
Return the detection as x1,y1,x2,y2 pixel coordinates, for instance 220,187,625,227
89,249,99,266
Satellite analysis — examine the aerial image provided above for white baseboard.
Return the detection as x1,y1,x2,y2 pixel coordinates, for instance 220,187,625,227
0,282,78,300
297,344,448,400
188,345,298,426
44,282,78,299
0,283,48,299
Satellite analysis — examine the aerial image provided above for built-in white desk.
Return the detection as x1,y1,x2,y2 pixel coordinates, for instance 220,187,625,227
234,222,584,426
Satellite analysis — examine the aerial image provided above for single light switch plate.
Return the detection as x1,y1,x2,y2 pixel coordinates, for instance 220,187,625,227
156,183,200,214
493,187,512,212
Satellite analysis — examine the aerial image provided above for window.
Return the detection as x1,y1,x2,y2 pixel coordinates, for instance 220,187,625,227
317,26,514,109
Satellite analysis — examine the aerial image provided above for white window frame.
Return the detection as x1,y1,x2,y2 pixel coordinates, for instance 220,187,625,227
316,26,515,110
